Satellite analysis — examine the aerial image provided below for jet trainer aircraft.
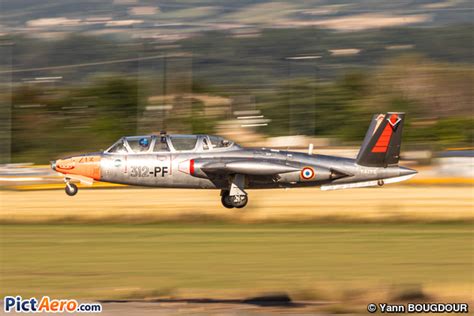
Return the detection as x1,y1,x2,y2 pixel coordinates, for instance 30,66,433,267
52,112,417,208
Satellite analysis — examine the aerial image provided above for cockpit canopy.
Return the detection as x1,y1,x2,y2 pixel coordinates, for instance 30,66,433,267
105,134,239,154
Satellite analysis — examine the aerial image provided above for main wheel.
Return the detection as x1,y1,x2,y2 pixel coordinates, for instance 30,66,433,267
233,195,248,209
220,190,248,208
221,191,234,209
65,183,78,196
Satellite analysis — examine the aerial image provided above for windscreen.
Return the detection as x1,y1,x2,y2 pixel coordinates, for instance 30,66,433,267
107,139,128,154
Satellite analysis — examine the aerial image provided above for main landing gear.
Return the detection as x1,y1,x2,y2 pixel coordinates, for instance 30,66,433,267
64,179,78,196
221,174,248,208
221,190,248,208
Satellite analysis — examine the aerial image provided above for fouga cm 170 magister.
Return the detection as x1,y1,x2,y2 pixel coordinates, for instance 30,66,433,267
51,112,417,208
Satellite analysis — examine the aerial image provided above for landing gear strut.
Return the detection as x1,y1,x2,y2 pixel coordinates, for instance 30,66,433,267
221,174,248,208
377,179,384,187
65,179,78,196
221,190,248,208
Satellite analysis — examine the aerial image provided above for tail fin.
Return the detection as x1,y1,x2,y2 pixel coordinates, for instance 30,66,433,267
356,113,405,167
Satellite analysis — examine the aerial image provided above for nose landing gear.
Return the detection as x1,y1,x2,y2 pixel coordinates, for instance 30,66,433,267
377,179,384,187
65,179,78,196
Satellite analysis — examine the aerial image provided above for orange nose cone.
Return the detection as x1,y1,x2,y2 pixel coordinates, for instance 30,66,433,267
55,158,76,172
54,155,102,180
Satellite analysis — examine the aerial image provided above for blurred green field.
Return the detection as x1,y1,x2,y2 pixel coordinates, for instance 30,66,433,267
0,223,472,302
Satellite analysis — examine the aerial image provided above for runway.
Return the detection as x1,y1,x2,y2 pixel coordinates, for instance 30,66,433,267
1,186,473,223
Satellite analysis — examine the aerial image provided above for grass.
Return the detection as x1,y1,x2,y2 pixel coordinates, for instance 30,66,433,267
0,223,472,302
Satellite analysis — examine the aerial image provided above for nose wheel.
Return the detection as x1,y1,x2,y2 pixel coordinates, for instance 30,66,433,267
65,181,78,196
221,190,248,209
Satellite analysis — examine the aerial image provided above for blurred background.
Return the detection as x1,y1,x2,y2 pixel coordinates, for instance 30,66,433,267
0,0,472,314
0,0,473,164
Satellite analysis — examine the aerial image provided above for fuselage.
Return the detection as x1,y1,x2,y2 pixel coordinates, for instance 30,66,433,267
51,115,417,207
52,140,416,190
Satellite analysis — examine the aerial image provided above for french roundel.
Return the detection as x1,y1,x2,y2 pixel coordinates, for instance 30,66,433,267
301,167,315,180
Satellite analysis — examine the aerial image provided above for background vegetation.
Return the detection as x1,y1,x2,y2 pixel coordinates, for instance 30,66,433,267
0,25,472,162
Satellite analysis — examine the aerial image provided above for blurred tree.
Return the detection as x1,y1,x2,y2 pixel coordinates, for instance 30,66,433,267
189,98,215,134
434,117,474,148
258,73,371,138
79,75,140,144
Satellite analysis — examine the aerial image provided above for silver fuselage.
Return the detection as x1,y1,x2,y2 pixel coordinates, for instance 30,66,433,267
98,148,411,189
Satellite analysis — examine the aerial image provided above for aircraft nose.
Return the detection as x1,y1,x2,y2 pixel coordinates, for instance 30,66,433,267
399,166,417,177
50,160,56,171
